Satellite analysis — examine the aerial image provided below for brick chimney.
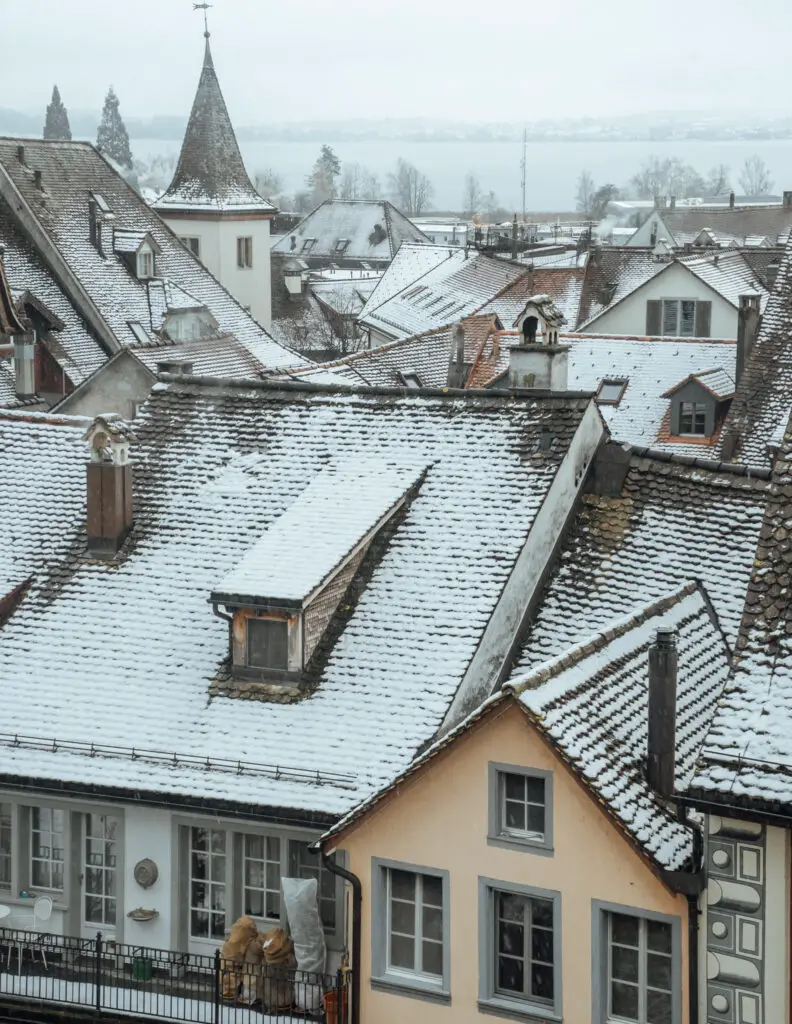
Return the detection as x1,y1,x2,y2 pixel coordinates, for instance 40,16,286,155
736,292,762,385
647,626,678,797
83,416,135,557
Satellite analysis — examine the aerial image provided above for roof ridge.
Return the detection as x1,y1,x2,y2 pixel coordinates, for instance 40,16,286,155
506,581,699,696
622,441,772,479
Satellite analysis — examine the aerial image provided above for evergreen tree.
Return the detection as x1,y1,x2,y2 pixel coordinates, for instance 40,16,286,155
96,88,133,170
43,85,72,141
306,145,341,206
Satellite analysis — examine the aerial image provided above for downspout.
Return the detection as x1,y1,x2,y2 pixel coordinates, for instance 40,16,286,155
211,603,232,659
678,805,702,1024
322,849,361,1024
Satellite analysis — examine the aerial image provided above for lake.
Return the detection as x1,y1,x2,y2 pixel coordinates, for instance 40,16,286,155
130,137,792,213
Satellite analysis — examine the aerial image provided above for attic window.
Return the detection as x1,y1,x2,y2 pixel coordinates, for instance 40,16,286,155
334,239,350,254
301,238,317,254
137,248,155,279
679,402,707,436
127,321,150,344
596,379,628,406
210,462,426,698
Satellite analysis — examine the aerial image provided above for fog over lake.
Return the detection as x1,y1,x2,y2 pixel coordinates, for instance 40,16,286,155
132,137,792,212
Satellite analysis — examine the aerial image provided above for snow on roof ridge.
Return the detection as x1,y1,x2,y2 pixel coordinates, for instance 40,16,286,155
506,581,700,697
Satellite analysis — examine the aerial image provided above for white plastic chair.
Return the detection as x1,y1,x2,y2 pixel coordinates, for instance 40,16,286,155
8,896,53,974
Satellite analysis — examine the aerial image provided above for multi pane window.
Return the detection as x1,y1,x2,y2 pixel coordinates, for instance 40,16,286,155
608,913,673,1024
288,841,337,930
679,402,707,435
0,804,11,888
246,618,289,670
236,236,253,268
386,869,443,978
494,891,555,1005
661,299,696,337
84,814,118,926
31,807,65,891
137,250,155,278
189,827,227,940
243,834,281,920
501,772,546,843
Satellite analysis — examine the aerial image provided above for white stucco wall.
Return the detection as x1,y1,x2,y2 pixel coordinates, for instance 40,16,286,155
160,215,273,329
585,262,739,339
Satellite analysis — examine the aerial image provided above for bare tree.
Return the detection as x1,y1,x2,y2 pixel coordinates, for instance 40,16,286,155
705,164,731,195
388,158,434,215
463,173,483,219
255,167,283,200
739,155,773,196
339,162,363,200
483,190,504,223
575,170,595,217
629,156,704,199
361,169,381,201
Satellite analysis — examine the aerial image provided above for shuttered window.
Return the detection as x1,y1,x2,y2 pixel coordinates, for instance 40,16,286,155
650,300,712,337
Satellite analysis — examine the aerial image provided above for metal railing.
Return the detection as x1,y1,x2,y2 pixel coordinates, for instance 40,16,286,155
0,927,349,1023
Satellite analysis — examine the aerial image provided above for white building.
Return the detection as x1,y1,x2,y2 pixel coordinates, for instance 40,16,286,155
154,31,276,328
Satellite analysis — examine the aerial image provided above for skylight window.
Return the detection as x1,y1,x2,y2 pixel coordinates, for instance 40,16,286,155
596,379,628,405
397,371,423,389
301,238,317,253
127,321,150,345
334,239,350,253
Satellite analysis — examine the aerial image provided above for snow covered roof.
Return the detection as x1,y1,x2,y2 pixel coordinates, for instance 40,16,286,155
213,461,426,607
510,445,770,679
323,581,726,873
479,267,585,328
577,247,768,329
113,228,158,255
130,334,265,378
358,245,526,341
655,205,792,248
0,379,591,817
0,138,296,370
271,200,429,262
153,38,274,214
720,237,792,465
691,412,792,813
512,582,729,871
0,200,106,383
661,367,735,401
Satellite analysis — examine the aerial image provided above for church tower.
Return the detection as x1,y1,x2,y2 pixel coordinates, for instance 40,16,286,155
154,29,275,327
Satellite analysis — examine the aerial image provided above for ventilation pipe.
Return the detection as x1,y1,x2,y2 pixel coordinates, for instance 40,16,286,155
647,626,678,797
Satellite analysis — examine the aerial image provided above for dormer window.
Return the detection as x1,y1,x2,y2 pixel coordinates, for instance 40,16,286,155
661,367,734,441
137,248,155,279
210,461,426,699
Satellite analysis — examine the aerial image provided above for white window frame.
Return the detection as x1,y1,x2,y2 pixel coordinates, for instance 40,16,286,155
137,248,156,279
371,858,450,1003
478,877,563,1023
591,901,682,1024
174,816,346,952
661,298,696,337
488,762,554,855
236,236,253,269
82,812,121,932
30,805,67,894
0,802,12,891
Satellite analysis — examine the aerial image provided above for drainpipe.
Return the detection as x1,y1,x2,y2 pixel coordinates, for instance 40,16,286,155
322,849,361,1024
677,804,701,1024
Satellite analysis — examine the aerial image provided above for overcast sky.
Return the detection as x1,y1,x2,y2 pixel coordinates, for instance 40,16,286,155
4,0,790,124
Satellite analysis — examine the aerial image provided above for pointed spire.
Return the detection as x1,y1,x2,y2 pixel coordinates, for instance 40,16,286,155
154,34,273,215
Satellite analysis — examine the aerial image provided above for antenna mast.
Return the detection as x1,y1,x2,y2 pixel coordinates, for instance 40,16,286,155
520,127,527,225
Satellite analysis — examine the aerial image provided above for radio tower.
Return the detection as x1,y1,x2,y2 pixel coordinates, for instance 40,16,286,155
520,127,527,225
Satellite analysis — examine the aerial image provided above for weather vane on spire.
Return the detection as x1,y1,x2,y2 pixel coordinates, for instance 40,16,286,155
193,2,213,38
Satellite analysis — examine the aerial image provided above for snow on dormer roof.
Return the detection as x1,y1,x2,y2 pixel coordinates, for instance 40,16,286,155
661,366,735,401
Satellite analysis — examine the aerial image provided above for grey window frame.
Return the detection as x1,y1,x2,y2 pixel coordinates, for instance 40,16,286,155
591,901,682,1024
0,802,11,890
137,248,155,279
236,236,253,268
488,763,554,855
0,792,125,940
596,379,628,406
478,877,563,1023
678,401,708,436
371,858,451,1004
172,815,346,952
179,236,201,258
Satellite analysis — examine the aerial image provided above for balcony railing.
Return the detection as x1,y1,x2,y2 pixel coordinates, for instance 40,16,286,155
0,926,349,1024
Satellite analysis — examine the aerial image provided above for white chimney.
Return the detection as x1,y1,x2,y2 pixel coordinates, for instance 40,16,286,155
13,332,36,399
509,344,569,390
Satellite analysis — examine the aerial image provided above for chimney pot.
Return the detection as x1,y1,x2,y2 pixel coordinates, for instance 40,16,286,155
647,624,678,797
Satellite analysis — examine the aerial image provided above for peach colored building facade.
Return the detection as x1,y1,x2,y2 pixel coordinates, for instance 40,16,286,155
328,701,690,1024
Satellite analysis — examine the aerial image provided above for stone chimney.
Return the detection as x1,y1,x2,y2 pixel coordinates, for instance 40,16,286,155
647,626,678,797
765,261,780,292
83,416,135,558
736,292,762,385
447,322,467,389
